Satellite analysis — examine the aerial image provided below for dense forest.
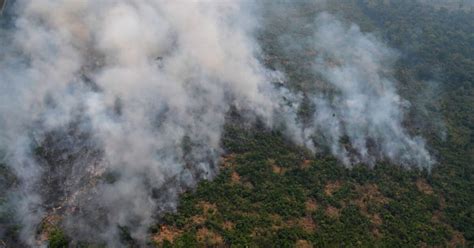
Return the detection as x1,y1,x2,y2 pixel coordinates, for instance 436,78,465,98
147,1,474,247
0,0,473,247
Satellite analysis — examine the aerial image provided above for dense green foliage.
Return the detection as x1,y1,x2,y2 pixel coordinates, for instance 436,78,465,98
152,1,473,247
151,125,463,247
48,229,69,248
330,0,474,243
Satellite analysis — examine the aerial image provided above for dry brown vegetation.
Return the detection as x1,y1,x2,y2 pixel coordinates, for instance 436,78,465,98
325,206,340,218
351,184,388,226
370,213,383,226
222,221,235,231
298,216,317,232
416,179,434,195
152,226,182,244
36,214,62,245
324,181,342,196
352,184,388,210
300,159,312,170
198,201,217,215
191,215,206,225
305,198,318,213
220,153,237,168
188,201,218,226
269,213,284,230
268,159,287,175
449,231,466,247
295,239,313,248
196,227,224,246
371,227,382,239
230,171,240,184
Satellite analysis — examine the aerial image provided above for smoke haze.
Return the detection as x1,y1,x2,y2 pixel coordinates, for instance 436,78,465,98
0,1,433,246
306,13,432,166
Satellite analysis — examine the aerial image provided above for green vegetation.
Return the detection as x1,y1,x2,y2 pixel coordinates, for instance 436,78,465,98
0,0,471,247
329,0,474,243
48,229,69,248
152,1,473,247
153,126,460,247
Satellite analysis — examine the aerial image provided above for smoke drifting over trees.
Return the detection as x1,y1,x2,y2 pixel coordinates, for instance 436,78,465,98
0,0,433,246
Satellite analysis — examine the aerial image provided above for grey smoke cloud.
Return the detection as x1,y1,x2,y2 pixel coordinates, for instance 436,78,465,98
1,1,279,246
298,13,433,166
0,1,432,246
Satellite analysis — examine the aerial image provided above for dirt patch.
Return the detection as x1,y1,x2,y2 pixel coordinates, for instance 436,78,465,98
324,181,342,196
152,226,182,244
295,240,313,248
416,179,434,195
196,227,224,246
305,199,318,213
325,206,340,218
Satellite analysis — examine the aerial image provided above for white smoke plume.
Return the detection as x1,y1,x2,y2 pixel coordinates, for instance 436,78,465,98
1,1,280,246
0,1,432,246
300,13,433,166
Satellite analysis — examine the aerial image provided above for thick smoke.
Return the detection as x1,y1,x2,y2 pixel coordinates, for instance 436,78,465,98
1,1,280,246
300,13,433,166
0,1,432,246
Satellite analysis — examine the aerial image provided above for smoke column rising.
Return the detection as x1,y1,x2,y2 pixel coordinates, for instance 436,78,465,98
304,13,433,166
0,1,432,246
